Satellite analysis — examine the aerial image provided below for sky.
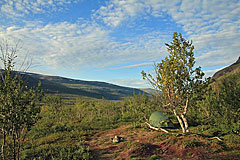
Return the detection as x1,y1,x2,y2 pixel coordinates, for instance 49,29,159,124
0,0,239,88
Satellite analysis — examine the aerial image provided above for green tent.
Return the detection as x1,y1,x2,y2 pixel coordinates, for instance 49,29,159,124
149,111,174,128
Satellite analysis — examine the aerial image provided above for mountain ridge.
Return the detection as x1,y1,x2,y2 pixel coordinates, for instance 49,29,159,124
212,56,240,79
19,71,146,100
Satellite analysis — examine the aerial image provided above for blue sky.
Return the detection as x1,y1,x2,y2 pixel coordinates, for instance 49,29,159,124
0,0,239,88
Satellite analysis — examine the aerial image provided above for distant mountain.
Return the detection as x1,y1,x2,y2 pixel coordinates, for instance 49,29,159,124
212,57,240,79
16,72,146,100
7,58,239,100
140,88,160,96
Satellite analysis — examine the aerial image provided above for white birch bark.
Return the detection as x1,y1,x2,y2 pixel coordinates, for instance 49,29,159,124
181,114,189,133
173,109,186,133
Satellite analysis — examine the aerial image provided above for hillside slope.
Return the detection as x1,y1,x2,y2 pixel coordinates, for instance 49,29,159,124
19,72,145,100
212,56,240,79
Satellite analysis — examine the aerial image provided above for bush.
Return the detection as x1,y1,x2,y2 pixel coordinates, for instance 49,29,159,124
21,143,92,159
188,73,240,133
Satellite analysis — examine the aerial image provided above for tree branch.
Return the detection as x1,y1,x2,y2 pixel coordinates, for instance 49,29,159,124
145,122,169,133
183,97,189,115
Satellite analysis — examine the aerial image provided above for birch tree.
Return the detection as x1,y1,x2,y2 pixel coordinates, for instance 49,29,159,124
0,40,43,159
142,32,205,133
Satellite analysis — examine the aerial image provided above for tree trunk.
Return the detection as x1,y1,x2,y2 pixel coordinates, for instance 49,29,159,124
16,130,21,160
173,109,186,133
13,132,16,160
1,129,6,160
17,140,20,160
181,114,189,133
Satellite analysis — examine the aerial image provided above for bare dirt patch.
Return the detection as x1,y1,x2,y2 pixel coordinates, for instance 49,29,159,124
86,124,240,160
87,124,161,159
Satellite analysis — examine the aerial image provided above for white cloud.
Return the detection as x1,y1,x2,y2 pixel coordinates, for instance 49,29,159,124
93,0,240,68
0,0,80,18
93,0,150,27
2,0,238,71
0,21,168,71
162,0,240,68
0,21,107,68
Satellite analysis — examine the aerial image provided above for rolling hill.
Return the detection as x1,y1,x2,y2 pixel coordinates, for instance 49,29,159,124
19,72,146,100
5,57,239,101
212,56,240,79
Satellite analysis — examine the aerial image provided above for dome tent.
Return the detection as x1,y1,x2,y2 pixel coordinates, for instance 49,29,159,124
149,111,174,128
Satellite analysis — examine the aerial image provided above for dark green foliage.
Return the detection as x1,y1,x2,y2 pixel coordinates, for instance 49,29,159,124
210,74,240,133
188,72,240,133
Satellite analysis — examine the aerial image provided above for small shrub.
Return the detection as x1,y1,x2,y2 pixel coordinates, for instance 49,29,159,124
21,143,92,159
183,140,203,148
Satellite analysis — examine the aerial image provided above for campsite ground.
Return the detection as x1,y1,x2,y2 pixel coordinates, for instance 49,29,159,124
87,124,240,160
20,93,240,159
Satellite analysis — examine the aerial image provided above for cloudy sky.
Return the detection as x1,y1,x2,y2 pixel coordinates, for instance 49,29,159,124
0,0,239,88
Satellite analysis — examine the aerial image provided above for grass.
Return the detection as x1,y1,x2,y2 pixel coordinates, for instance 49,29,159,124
1,92,238,159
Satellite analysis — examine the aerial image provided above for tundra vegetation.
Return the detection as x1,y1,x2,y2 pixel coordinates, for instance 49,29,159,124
0,35,239,159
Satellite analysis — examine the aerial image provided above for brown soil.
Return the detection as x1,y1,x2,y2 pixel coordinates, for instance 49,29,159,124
86,124,240,160
87,124,161,159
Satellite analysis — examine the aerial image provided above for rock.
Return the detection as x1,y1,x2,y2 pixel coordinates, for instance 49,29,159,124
111,136,124,143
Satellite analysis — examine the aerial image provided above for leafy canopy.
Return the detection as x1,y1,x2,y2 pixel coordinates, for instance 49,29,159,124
142,32,205,111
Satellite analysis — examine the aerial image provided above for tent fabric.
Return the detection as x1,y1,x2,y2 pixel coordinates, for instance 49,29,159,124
149,111,174,128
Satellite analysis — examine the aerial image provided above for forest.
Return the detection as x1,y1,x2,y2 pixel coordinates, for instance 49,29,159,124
0,33,239,159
